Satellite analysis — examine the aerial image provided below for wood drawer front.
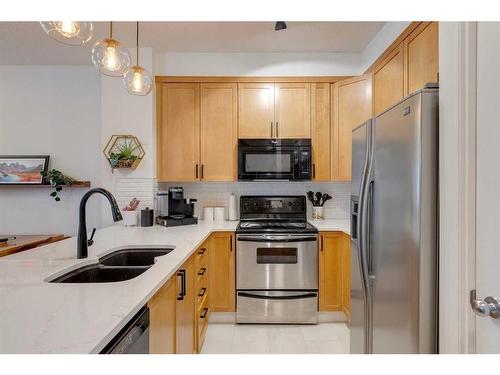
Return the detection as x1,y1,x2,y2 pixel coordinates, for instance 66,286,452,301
195,244,209,270
196,281,209,308
196,263,208,289
197,293,210,352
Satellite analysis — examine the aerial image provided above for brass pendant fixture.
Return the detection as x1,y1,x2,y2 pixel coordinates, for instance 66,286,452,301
40,21,93,46
122,22,153,96
91,22,131,77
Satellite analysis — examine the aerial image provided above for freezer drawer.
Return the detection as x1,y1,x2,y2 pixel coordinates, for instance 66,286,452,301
236,290,318,324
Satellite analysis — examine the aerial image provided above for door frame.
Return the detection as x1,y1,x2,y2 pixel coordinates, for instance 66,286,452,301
438,21,477,354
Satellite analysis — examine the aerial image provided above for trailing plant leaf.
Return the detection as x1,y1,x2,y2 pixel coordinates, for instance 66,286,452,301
41,169,77,202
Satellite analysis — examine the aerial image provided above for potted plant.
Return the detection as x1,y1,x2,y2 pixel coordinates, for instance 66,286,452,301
122,197,140,226
104,135,145,171
41,169,76,202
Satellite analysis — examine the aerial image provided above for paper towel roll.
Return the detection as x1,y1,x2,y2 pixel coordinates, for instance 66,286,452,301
214,207,225,222
228,193,238,221
203,207,214,221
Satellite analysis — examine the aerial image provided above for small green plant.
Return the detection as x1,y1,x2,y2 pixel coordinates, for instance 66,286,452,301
40,169,76,202
109,139,139,168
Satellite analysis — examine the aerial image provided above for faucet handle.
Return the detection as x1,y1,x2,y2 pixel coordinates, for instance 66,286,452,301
87,228,96,247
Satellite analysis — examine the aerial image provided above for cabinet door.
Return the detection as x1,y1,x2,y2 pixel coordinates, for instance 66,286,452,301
176,255,196,354
331,74,372,181
200,83,238,181
341,233,351,319
148,275,176,354
274,83,311,138
209,232,235,312
311,83,331,181
404,21,439,94
158,83,200,181
238,83,275,139
373,43,405,116
319,232,343,311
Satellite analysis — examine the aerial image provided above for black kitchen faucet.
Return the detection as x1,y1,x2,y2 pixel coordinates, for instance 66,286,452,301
77,188,122,259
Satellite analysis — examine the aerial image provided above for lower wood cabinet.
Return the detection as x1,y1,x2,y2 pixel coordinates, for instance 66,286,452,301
318,231,351,316
194,240,210,352
209,232,235,312
148,275,176,354
175,255,196,354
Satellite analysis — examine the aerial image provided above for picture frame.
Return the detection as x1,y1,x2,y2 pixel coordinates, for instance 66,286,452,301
0,155,50,185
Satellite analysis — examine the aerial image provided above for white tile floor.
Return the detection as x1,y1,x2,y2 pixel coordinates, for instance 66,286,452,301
201,323,349,354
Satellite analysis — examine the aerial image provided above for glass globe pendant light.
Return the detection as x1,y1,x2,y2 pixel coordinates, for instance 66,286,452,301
91,22,131,77
40,21,93,46
122,22,153,96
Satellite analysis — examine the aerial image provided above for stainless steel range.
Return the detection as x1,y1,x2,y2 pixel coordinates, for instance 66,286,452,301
235,195,319,324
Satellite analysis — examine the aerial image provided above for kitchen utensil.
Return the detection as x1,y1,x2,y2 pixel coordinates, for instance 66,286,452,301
307,191,315,205
322,194,332,206
315,192,322,206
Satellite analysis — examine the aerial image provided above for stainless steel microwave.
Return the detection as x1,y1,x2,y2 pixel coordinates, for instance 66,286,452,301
237,139,312,181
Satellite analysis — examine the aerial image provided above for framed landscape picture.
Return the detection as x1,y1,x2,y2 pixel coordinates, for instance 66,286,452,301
0,156,50,185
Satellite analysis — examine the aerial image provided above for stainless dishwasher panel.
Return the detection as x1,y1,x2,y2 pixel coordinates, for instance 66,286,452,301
236,290,318,324
236,234,318,290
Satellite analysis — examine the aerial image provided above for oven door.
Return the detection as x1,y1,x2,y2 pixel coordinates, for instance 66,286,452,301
236,234,318,290
238,147,297,180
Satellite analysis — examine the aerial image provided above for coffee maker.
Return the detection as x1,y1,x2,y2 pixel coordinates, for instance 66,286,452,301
156,187,198,227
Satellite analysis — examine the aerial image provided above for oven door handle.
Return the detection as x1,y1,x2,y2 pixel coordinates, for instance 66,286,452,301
237,292,317,300
237,235,317,243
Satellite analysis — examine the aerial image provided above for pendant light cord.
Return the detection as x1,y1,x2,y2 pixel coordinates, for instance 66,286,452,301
109,21,113,38
136,21,139,66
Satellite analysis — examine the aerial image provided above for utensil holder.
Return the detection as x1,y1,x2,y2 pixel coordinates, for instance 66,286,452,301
312,206,325,220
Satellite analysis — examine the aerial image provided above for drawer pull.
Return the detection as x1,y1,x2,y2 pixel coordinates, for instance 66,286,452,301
198,248,206,255
198,287,207,297
200,307,208,319
198,267,207,276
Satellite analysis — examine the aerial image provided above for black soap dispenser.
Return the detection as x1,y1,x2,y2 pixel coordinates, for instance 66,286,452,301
140,207,154,227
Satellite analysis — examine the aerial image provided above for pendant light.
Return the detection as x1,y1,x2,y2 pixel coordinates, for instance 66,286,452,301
122,22,153,96
40,21,93,46
91,22,131,77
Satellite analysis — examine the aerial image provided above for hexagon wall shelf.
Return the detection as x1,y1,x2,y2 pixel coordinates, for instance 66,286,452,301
103,135,145,171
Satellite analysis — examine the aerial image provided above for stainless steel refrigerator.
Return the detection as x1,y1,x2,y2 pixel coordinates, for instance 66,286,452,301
350,86,439,354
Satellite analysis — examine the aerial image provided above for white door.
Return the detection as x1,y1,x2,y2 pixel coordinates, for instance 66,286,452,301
473,22,500,353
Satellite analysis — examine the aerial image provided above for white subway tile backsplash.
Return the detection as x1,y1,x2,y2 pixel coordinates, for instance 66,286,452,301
115,178,156,211
157,181,351,220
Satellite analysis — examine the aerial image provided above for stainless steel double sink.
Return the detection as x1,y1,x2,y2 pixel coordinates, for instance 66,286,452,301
50,248,173,283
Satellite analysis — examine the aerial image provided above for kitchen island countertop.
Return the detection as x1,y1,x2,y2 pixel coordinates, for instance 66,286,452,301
0,219,349,354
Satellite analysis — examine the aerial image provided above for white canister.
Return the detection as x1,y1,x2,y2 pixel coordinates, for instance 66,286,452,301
312,206,325,220
122,210,138,226
203,207,214,221
214,207,226,222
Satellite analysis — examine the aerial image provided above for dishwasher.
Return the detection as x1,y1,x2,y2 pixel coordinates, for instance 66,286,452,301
100,306,150,354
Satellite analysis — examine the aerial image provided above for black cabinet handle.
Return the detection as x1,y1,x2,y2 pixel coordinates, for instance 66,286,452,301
276,122,279,138
230,237,233,252
313,163,316,179
320,235,324,252
198,287,207,297
201,164,204,179
198,267,206,276
198,248,206,255
177,270,186,300
270,122,273,138
195,164,199,179
200,308,208,319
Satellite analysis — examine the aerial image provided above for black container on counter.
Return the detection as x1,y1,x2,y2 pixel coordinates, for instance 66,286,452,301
140,207,154,227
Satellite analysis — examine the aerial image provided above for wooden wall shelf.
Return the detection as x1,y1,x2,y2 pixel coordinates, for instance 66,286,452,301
0,181,91,188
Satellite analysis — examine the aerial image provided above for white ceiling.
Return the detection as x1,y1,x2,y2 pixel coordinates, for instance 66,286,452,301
0,21,385,65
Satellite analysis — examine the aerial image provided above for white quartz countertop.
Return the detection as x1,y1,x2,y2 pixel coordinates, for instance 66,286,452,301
0,219,349,354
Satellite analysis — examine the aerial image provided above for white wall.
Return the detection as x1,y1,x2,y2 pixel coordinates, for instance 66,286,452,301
154,52,362,76
0,66,101,235
100,48,156,226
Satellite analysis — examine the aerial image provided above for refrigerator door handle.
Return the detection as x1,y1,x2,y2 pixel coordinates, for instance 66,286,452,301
366,180,375,285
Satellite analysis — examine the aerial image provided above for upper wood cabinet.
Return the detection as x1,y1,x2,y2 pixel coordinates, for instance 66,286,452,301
319,232,343,311
274,83,311,138
238,82,311,139
331,74,372,181
200,83,238,181
238,83,275,138
209,232,235,312
404,21,439,94
157,83,200,182
311,83,331,181
373,43,405,116
148,275,176,354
